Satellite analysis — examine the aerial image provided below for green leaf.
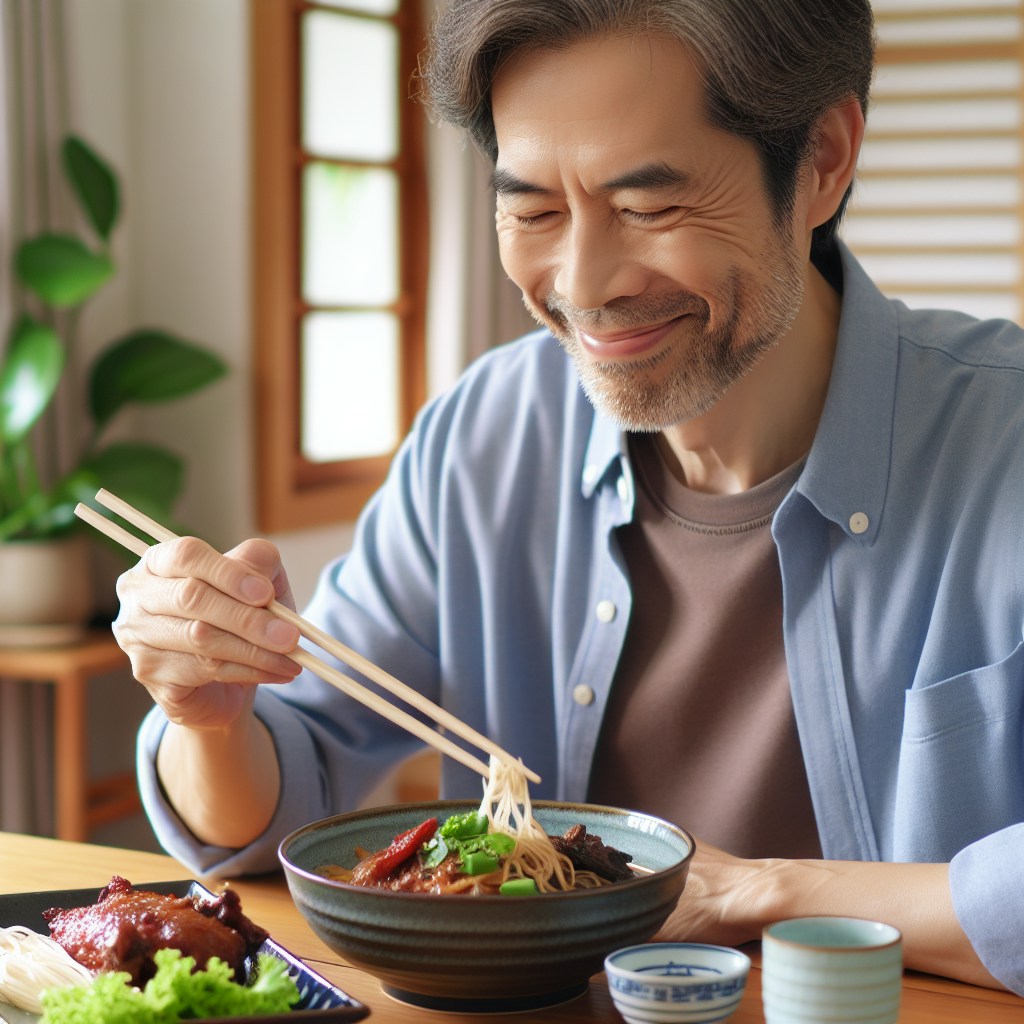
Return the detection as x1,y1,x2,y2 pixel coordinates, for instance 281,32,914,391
15,234,114,307
83,442,184,513
21,466,101,537
73,445,186,555
89,330,227,428
63,135,120,241
0,315,65,443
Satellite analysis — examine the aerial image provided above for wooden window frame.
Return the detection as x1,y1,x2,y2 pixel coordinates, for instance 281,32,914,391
250,0,429,533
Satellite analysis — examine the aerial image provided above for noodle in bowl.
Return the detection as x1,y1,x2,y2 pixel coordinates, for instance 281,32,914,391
279,799,694,1012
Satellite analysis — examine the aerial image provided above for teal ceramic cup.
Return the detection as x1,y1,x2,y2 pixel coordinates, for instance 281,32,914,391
761,917,902,1024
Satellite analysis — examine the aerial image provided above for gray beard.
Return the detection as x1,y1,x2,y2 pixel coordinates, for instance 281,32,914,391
531,250,805,432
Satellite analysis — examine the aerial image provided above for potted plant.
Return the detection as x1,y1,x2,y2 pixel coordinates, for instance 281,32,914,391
0,135,227,633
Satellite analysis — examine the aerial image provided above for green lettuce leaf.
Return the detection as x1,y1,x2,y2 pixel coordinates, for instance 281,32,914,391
39,948,300,1024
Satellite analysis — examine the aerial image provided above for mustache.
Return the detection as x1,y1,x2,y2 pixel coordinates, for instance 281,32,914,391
544,291,710,334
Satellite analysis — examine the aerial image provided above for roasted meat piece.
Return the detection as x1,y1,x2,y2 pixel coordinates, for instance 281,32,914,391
550,823,635,882
43,875,268,986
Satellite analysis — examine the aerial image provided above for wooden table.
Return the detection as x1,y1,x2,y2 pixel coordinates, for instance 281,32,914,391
2,831,1022,1023
0,632,139,841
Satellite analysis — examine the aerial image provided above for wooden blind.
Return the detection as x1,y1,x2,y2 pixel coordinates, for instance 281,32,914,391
843,0,1023,322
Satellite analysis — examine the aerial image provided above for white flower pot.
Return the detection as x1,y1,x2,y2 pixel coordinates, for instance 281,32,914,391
0,535,95,644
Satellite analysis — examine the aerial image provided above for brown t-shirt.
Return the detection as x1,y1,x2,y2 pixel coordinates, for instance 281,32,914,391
587,434,822,859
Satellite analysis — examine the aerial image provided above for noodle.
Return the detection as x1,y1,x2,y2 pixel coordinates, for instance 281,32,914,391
320,754,623,893
477,755,611,893
0,925,93,1013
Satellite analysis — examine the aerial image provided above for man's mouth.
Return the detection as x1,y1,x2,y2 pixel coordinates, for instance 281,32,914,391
576,317,685,360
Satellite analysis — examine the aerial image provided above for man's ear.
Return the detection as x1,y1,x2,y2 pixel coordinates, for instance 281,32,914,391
806,97,865,231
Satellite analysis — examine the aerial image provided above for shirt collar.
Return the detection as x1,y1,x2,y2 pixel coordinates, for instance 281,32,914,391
795,242,899,543
581,409,627,499
577,242,899,540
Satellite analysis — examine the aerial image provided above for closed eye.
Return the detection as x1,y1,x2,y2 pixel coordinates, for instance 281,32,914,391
623,207,678,224
510,211,556,227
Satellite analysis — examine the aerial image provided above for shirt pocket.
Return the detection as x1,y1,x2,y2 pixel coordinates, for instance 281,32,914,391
893,640,1024,863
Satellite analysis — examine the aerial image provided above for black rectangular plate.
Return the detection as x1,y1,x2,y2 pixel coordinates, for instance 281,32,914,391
0,880,369,1023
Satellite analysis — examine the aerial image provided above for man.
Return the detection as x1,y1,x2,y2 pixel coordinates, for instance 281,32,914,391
118,0,1024,993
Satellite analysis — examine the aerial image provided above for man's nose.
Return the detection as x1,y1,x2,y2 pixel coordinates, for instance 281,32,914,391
553,216,645,311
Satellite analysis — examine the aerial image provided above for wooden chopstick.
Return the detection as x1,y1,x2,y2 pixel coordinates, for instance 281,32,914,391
76,492,541,785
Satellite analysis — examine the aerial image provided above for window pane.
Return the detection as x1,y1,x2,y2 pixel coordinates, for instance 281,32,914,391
860,136,1021,172
314,0,399,13
303,11,397,161
876,15,1020,47
302,312,400,461
844,215,1019,249
303,162,398,306
856,252,1019,287
852,176,1019,211
873,61,1020,96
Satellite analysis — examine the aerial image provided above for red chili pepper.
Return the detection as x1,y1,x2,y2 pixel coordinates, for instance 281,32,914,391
362,817,438,882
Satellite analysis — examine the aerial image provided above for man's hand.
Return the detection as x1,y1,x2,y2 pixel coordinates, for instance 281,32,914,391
114,535,302,847
656,837,1002,990
114,536,302,729
654,839,775,947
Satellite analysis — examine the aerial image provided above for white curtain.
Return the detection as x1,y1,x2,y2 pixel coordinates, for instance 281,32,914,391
426,129,536,396
422,0,536,398
0,0,73,837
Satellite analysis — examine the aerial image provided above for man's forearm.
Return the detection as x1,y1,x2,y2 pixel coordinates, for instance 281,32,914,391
755,858,1001,989
665,844,1004,991
156,711,281,849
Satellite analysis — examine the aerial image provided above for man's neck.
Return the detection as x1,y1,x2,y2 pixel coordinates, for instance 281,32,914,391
658,262,842,495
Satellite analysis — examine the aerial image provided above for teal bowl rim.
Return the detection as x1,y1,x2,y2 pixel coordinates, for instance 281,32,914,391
763,916,902,952
278,799,696,903
604,942,752,983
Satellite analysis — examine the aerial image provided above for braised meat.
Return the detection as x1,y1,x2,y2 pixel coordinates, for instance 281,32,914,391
549,823,635,882
43,875,268,986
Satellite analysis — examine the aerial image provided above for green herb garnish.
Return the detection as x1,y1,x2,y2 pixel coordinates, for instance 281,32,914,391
424,812,517,876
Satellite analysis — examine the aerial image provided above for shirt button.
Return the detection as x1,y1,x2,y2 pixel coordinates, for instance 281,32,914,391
573,684,595,706
596,600,617,623
617,476,630,502
849,512,870,534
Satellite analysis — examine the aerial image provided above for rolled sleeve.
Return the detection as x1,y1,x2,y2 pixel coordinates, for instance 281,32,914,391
135,689,329,878
950,825,1024,994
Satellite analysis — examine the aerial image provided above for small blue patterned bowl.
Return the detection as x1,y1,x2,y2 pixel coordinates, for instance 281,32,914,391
604,942,751,1024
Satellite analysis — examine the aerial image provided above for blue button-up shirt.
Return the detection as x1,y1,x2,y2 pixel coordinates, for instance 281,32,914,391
139,244,1024,992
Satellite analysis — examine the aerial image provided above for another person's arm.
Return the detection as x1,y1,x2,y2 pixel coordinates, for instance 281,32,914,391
660,841,1001,989
114,535,301,847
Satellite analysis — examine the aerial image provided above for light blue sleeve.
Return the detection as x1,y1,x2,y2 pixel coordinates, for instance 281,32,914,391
135,687,339,877
950,825,1024,994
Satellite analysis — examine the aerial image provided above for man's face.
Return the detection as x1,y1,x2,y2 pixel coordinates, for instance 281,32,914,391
490,34,809,432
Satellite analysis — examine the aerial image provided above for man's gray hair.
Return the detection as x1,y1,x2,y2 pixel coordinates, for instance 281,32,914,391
419,0,876,257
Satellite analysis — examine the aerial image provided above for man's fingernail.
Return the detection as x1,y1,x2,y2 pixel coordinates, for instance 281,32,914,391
241,575,269,601
266,619,296,646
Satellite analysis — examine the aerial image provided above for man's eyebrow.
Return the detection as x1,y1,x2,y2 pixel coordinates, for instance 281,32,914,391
491,167,551,196
600,162,695,193
490,162,694,197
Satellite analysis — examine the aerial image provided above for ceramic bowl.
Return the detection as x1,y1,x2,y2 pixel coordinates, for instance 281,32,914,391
604,942,751,1024
279,800,694,1013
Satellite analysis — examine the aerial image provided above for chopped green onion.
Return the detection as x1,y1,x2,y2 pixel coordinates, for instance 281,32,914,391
499,878,538,896
461,851,499,875
480,833,515,857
